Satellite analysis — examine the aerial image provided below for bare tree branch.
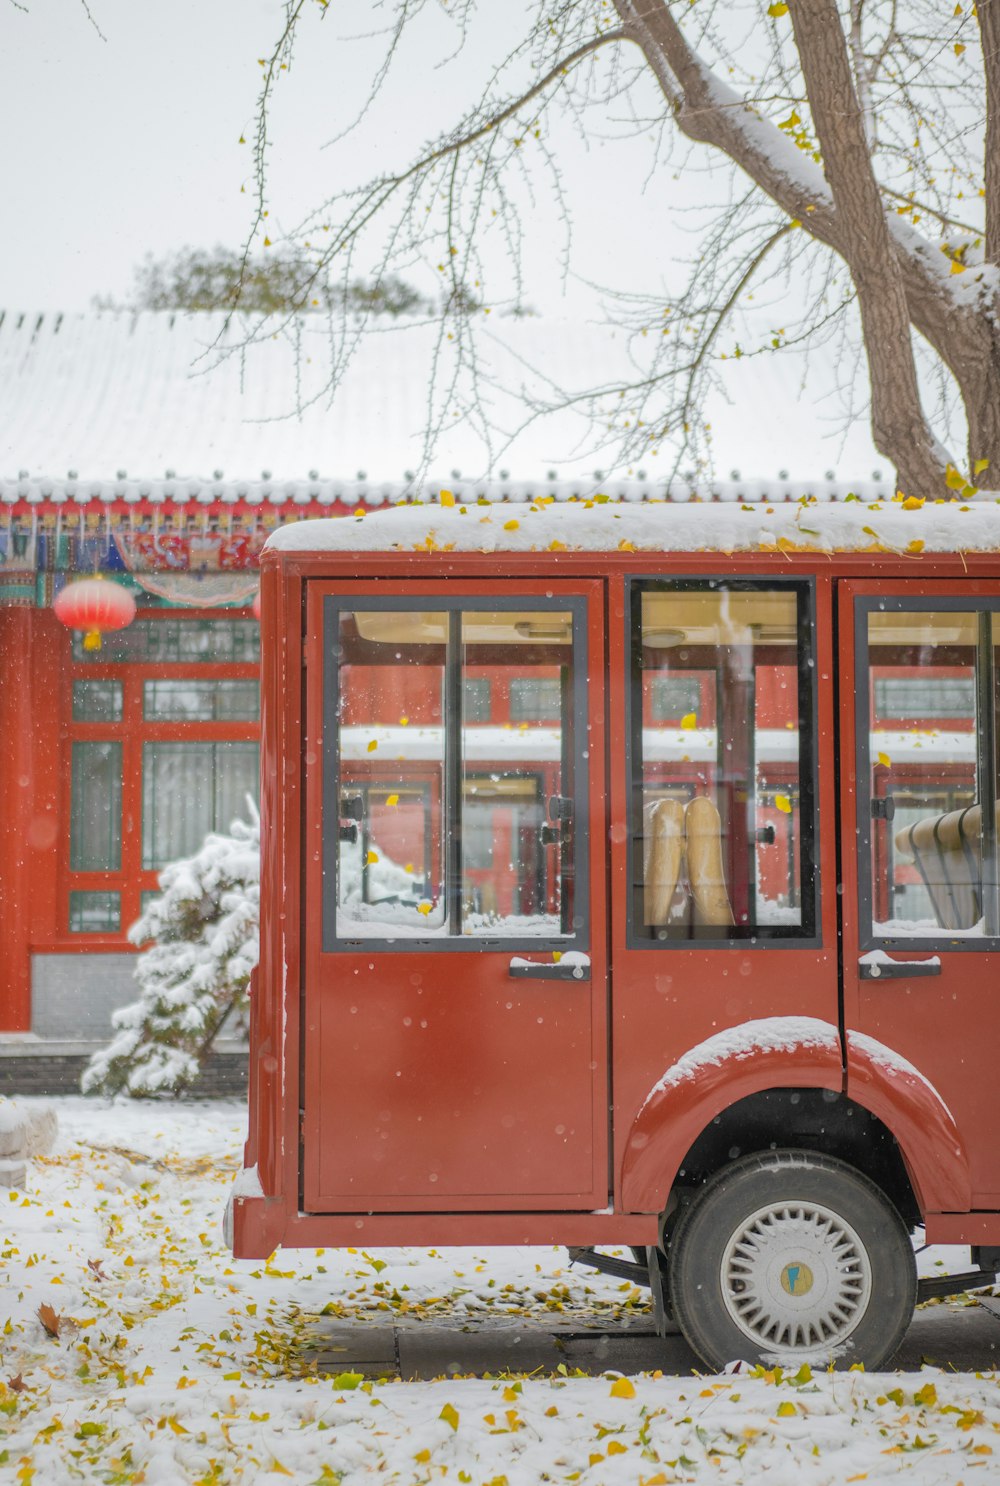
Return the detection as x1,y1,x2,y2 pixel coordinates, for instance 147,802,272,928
231,0,1000,494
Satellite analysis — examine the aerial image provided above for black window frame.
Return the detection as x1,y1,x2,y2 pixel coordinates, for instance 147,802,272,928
626,575,821,949
856,594,1000,952
322,594,591,954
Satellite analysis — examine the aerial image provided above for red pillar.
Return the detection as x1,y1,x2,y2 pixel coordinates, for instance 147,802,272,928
0,607,63,1032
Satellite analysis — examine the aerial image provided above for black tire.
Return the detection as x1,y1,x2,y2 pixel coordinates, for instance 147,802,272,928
668,1149,916,1371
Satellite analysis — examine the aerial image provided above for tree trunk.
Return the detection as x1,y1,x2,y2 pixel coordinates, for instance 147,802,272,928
788,0,949,496
954,330,1000,484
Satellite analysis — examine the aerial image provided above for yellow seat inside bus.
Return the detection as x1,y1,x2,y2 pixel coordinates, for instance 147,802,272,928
644,796,735,928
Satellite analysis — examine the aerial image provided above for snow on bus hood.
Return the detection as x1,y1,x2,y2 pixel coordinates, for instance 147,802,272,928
265,496,1000,556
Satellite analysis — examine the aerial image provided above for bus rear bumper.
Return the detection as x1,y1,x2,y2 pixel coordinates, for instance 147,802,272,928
223,1169,288,1259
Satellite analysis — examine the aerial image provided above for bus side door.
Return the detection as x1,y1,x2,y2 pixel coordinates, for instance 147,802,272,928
300,579,611,1213
839,581,1000,1205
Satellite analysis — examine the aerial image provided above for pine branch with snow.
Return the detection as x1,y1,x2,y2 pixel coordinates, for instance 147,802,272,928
82,805,259,1098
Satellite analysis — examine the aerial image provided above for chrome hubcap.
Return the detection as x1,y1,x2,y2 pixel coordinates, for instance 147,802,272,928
720,1199,873,1356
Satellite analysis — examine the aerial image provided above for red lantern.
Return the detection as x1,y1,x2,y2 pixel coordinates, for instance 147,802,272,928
54,578,137,652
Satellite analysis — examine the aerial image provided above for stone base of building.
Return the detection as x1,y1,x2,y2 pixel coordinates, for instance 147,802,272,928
0,1038,248,1099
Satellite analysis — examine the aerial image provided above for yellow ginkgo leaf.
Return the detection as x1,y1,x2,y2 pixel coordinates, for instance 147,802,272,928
417,902,432,916
974,458,991,475
877,751,892,768
901,495,924,510
366,851,379,865
440,1402,460,1431
414,1449,431,1463
386,794,399,807
440,489,455,506
680,712,697,731
768,2,789,14
609,1377,636,1399
503,519,520,531
607,1440,628,1455
774,794,792,815
548,539,567,551
399,715,409,726
907,539,925,554
776,1400,797,1417
367,739,378,753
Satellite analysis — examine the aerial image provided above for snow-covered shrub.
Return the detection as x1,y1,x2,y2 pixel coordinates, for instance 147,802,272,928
82,804,260,1098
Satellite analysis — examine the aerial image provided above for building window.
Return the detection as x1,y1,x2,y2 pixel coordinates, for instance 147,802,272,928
648,675,705,724
73,680,123,722
69,891,121,934
65,614,259,936
143,679,260,722
509,676,562,722
70,742,122,871
73,617,260,664
142,740,260,868
873,675,977,723
463,677,492,722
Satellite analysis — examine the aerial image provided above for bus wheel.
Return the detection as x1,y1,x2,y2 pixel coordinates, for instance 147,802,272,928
668,1150,916,1371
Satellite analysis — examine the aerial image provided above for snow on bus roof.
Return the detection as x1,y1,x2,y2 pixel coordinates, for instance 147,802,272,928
265,492,1000,556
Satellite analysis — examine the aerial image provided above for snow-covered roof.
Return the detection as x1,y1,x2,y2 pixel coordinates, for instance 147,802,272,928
0,308,887,508
265,496,1000,556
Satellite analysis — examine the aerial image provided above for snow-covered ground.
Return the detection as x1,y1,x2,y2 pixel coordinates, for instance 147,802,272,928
2,1097,1000,1483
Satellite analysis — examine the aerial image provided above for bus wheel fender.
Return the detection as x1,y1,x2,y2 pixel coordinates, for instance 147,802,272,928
620,1016,843,1214
846,1031,971,1216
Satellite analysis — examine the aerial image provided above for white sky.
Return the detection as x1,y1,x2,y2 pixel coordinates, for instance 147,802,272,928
2,0,684,313
0,0,889,479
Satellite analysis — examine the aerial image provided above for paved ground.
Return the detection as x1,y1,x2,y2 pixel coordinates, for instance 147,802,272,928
304,1296,1000,1381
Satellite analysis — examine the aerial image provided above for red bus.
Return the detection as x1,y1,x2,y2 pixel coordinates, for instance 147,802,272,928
226,501,1000,1370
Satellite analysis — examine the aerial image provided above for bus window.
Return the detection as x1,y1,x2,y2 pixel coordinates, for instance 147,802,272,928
460,609,574,938
863,606,1000,942
335,609,447,937
630,579,817,942
327,600,585,946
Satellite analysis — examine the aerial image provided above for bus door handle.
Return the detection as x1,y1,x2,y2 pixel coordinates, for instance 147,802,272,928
508,956,590,982
859,954,941,980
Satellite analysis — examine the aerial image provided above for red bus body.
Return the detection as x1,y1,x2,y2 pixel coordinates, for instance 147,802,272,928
229,537,1000,1364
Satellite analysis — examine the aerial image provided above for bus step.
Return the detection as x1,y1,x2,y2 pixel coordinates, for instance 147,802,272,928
567,1246,651,1287
917,1268,995,1303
